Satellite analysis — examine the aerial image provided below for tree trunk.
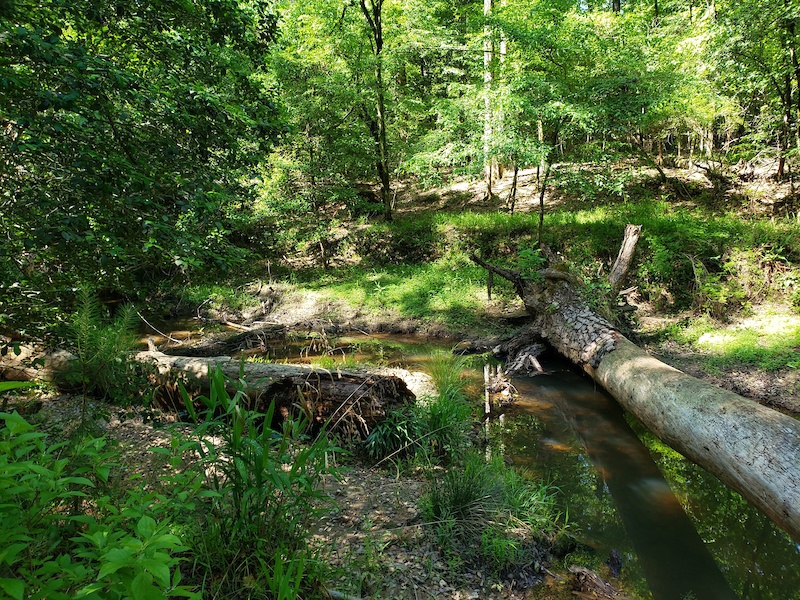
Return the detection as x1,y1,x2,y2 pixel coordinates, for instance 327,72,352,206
483,0,494,200
1,347,416,441
471,253,800,542
360,0,393,221
609,224,642,296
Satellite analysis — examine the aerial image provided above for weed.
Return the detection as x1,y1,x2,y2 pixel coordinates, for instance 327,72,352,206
173,366,335,598
62,288,149,413
421,452,559,575
0,411,198,600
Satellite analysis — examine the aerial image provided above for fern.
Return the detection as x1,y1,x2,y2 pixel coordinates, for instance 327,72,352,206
66,288,138,403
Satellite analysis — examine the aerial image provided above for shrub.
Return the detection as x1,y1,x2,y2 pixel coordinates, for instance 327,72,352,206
171,367,335,598
0,411,197,600
62,288,146,405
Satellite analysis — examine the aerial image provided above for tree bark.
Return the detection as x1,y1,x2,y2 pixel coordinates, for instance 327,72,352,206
472,253,800,542
609,224,641,296
483,0,494,200
360,0,393,221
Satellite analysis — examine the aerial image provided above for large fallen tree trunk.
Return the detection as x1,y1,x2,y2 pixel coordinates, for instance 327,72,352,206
0,344,415,441
135,351,415,440
472,253,800,542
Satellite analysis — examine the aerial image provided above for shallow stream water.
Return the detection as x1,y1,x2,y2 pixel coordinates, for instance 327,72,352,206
145,325,800,598
500,361,800,599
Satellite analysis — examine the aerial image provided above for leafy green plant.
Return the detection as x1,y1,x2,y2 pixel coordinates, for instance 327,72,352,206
173,367,334,598
0,411,197,600
63,288,143,406
518,247,546,280
364,405,427,462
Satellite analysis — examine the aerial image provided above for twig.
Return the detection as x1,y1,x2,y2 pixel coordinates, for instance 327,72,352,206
137,312,184,346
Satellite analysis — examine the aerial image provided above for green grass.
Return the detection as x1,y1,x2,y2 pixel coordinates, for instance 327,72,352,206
294,260,518,331
695,324,800,372
661,312,800,372
180,283,263,313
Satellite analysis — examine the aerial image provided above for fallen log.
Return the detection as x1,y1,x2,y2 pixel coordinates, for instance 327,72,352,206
135,351,414,440
472,251,800,542
158,324,287,357
0,343,415,441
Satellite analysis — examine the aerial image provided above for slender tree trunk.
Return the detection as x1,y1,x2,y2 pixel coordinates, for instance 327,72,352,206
360,0,393,221
784,10,800,174
507,163,519,214
778,73,792,180
609,224,642,296
483,0,494,199
537,162,551,247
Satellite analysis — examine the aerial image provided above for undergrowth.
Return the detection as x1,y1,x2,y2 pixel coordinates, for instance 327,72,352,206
1,368,336,600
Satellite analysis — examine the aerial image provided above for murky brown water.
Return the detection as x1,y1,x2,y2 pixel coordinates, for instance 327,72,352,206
502,360,800,600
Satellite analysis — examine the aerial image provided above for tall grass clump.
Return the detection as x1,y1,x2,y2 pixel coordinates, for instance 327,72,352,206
170,367,335,599
364,351,474,466
421,452,560,575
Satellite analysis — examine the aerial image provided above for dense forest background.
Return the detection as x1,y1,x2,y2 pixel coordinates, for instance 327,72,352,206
2,0,800,330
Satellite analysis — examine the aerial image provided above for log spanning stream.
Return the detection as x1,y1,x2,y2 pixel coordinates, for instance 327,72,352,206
501,362,800,600
142,327,800,599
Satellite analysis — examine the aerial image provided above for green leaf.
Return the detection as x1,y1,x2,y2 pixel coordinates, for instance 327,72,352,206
97,548,135,578
0,578,24,600
0,382,35,393
139,558,171,587
1,412,34,434
136,516,157,539
0,542,28,565
130,571,162,600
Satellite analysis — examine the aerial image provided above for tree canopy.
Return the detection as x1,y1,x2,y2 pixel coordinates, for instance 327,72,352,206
2,0,800,326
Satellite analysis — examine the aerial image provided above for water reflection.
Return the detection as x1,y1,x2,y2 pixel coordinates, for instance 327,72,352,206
503,362,800,600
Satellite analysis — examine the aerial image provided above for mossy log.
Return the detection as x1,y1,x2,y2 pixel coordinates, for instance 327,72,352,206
472,254,800,542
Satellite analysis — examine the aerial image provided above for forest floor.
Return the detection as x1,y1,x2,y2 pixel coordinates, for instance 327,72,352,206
8,162,799,599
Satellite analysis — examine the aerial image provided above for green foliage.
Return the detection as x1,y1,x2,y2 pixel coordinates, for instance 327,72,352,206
365,352,474,466
173,366,334,598
63,289,143,404
421,452,558,575
364,405,427,462
0,411,197,600
0,382,35,393
518,247,546,280
0,0,280,327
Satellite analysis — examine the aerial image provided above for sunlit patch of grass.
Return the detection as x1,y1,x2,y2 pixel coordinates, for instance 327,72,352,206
293,260,517,331
695,322,800,372
181,283,262,312
664,311,800,372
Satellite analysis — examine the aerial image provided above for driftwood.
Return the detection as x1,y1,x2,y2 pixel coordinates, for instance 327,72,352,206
140,352,417,439
609,224,641,296
0,344,415,441
472,231,800,542
569,566,622,599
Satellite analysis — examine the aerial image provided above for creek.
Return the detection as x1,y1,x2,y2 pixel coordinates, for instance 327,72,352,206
145,326,800,599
